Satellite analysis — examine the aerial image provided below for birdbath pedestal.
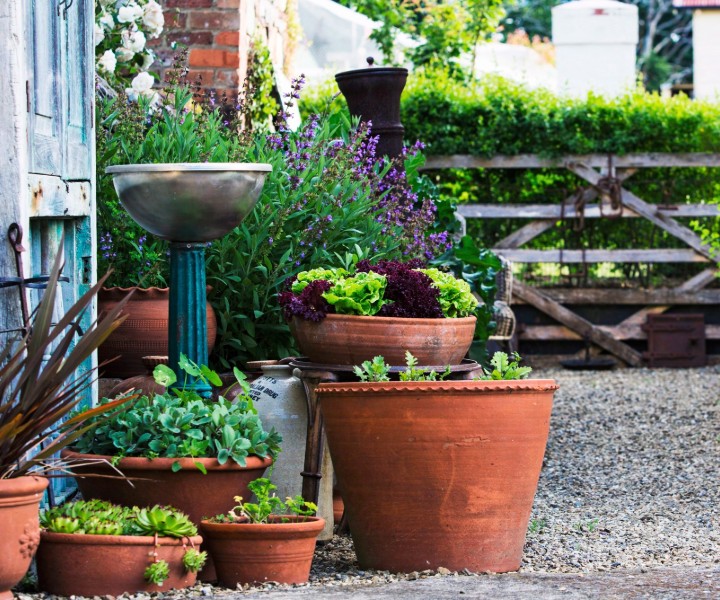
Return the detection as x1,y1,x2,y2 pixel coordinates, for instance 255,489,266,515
107,163,271,396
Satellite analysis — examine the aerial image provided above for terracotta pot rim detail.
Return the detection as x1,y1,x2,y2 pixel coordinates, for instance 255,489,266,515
40,532,203,547
316,379,559,395
0,476,48,509
62,450,273,472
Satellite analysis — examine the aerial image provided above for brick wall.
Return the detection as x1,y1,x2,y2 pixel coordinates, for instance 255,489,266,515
149,0,289,100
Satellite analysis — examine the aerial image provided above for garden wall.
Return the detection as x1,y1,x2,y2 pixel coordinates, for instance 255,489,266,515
149,0,292,97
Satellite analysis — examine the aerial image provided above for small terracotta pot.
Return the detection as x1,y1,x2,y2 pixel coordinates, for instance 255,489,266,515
291,314,476,366
36,532,202,596
98,287,217,379
63,451,272,526
0,476,48,600
200,516,325,586
316,379,558,573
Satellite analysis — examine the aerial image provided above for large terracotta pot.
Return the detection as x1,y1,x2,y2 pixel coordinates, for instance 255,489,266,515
36,532,203,596
316,379,558,573
291,314,476,366
98,287,217,379
200,516,325,586
63,451,271,526
0,476,48,600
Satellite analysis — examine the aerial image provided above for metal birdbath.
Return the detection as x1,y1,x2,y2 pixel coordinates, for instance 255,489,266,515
107,163,271,396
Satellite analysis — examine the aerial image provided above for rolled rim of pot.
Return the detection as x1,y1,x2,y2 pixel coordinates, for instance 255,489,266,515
335,67,409,80
106,163,272,174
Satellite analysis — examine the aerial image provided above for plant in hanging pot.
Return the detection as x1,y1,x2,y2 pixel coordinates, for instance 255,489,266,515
316,351,558,574
36,500,205,596
64,357,283,528
279,259,479,366
201,478,324,587
0,244,134,600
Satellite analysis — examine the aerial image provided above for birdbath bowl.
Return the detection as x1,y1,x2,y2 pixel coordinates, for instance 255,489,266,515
107,163,272,395
106,163,271,242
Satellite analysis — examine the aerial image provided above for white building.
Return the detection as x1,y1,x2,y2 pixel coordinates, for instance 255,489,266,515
552,0,639,97
673,0,720,99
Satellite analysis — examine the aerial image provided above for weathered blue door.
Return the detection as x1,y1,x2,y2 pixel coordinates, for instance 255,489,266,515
26,0,95,502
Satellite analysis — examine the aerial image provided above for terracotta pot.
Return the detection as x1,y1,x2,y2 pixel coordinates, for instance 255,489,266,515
200,516,325,586
36,531,202,596
291,314,476,366
316,379,558,573
98,287,217,379
63,451,271,526
0,476,48,600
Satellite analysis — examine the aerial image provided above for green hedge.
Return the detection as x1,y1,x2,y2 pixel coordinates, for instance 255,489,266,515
303,68,720,156
401,70,720,156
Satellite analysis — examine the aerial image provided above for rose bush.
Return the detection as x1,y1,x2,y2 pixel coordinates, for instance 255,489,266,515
95,0,164,84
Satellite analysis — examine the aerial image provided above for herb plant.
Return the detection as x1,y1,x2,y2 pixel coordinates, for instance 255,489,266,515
41,500,207,585
353,356,391,382
478,352,533,381
280,260,477,322
212,477,318,524
72,356,282,470
399,351,451,382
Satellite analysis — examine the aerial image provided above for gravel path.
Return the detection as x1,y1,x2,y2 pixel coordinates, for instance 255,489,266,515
20,366,720,598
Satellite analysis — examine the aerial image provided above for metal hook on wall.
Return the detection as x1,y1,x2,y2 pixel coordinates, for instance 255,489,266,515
57,0,75,19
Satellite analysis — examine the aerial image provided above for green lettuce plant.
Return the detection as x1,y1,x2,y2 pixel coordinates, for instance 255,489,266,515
281,260,478,322
72,357,282,471
41,499,207,585
323,271,388,315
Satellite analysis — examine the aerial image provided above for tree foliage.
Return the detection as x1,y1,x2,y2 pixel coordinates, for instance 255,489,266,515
335,0,505,68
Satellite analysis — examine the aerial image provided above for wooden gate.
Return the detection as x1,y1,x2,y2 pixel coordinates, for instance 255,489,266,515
423,154,720,365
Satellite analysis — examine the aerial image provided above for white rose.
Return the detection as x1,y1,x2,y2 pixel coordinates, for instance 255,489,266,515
141,50,156,71
125,71,156,102
97,50,117,74
94,23,105,47
117,3,143,24
99,13,114,30
122,30,146,54
143,1,164,38
115,47,135,63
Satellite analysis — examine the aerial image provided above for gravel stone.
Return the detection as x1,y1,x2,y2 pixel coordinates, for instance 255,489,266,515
20,366,720,598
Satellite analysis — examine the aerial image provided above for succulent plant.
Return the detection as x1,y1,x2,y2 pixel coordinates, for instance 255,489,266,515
40,500,205,585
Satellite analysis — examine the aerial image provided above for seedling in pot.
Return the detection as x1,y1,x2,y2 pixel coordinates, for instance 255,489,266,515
353,351,451,382
211,477,318,524
478,351,533,381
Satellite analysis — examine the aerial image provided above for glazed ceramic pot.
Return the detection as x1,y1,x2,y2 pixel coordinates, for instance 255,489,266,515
200,516,325,586
290,314,476,366
36,532,203,596
63,451,271,526
316,379,558,573
97,287,217,379
248,363,307,500
0,476,48,600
